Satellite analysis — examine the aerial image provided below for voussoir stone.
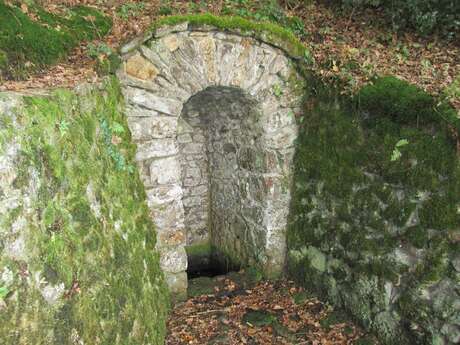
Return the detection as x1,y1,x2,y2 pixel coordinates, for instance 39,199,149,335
125,54,159,81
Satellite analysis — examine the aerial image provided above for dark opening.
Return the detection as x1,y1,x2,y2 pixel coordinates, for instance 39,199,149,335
186,251,241,279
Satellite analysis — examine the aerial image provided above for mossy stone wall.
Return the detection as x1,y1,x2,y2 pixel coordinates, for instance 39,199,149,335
287,78,460,345
0,79,168,345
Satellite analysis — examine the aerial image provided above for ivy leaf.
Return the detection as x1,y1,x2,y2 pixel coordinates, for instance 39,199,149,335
396,139,409,147
391,149,402,161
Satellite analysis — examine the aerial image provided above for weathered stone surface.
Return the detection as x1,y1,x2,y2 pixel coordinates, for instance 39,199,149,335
164,271,188,302
159,246,188,273
0,85,169,343
124,87,183,115
127,116,177,140
125,54,159,80
119,26,302,298
154,22,189,38
135,138,177,161
149,157,181,185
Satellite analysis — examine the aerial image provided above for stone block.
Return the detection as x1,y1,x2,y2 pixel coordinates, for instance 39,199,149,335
146,184,183,207
154,22,189,38
149,157,181,185
159,246,187,273
125,87,183,116
157,229,186,247
128,116,177,140
135,139,177,161
164,271,188,302
125,54,159,80
149,199,184,231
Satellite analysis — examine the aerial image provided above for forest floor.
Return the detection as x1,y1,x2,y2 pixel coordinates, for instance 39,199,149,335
1,0,459,112
166,271,377,345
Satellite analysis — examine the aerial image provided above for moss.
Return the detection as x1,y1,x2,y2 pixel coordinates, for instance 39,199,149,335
186,241,212,259
292,290,311,305
287,74,459,344
0,49,7,72
210,244,243,273
0,1,112,79
186,241,212,273
188,276,215,297
242,309,276,327
320,309,349,329
149,13,309,59
358,76,437,125
0,78,168,344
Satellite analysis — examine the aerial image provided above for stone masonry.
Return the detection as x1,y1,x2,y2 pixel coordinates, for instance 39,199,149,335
118,22,304,298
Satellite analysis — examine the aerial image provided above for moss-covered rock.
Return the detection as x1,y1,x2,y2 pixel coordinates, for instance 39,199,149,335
0,78,168,344
121,13,311,61
287,81,460,344
358,76,436,125
0,1,112,79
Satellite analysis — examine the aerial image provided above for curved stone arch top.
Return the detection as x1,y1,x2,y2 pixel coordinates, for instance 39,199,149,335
118,20,305,298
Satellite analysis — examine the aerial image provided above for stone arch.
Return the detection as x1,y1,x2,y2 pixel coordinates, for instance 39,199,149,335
118,20,305,298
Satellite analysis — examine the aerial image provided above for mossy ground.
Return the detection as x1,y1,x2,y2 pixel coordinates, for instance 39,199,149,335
0,1,112,79
0,78,168,344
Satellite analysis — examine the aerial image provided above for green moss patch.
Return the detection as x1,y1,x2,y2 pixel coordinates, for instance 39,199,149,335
288,81,460,343
188,276,216,297
242,309,276,327
358,76,459,130
0,1,112,79
150,13,309,59
0,78,168,345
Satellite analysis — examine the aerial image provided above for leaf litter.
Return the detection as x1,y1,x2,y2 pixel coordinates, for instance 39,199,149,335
166,271,377,345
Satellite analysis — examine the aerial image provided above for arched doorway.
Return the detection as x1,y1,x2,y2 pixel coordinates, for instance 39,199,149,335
118,21,304,298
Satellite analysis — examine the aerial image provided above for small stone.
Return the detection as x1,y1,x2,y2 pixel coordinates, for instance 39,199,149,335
164,271,188,302
154,22,189,38
135,139,177,161
441,324,460,343
125,87,183,116
161,35,180,52
306,246,327,272
128,116,177,140
41,283,65,306
125,54,159,80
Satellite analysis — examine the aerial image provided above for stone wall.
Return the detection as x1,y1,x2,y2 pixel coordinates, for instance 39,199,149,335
178,97,210,246
180,86,281,270
118,21,304,297
287,89,460,345
0,80,169,345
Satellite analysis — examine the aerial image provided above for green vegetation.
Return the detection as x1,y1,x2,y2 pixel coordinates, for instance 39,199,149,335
150,13,310,59
242,310,276,327
0,1,112,79
328,0,460,38
218,0,308,39
287,79,460,343
320,309,349,329
0,78,168,345
188,276,216,297
358,76,436,125
117,2,146,20
158,0,308,39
